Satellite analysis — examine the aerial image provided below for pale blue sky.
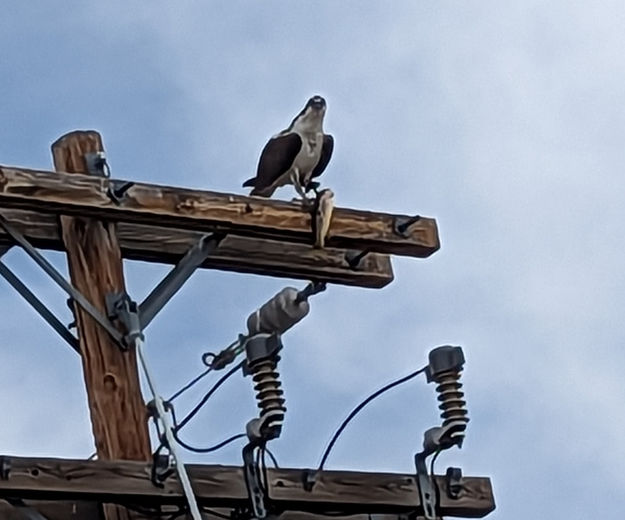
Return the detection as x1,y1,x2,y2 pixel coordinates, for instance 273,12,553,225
1,2,625,518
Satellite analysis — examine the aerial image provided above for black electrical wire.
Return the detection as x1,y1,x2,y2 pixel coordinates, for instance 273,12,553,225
167,366,213,403
173,431,247,454
430,447,442,477
175,360,245,432
264,447,280,468
164,398,246,454
316,365,427,472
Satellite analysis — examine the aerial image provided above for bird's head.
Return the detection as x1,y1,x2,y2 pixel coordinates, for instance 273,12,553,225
289,96,327,132
306,95,327,111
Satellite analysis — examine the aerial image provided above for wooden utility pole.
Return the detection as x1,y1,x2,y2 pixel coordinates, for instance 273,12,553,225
51,132,151,520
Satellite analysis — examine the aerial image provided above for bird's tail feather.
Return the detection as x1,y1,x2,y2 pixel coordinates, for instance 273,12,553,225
242,177,256,188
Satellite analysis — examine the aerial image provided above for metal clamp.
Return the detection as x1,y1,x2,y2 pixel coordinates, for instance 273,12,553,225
446,466,462,499
150,447,175,488
84,152,110,177
106,292,143,350
415,451,437,520
242,442,270,519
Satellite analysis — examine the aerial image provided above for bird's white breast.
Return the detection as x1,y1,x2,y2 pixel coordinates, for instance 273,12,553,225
292,131,323,182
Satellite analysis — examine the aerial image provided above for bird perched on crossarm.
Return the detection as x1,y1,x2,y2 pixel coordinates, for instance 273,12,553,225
243,96,334,205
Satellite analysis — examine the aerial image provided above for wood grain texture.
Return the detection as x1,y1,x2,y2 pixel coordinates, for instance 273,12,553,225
0,209,393,288
52,132,151,520
15,501,416,520
0,164,439,257
0,457,495,518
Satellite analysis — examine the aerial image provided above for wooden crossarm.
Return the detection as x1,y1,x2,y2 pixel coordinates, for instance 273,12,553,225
0,165,439,257
0,457,495,518
0,208,393,288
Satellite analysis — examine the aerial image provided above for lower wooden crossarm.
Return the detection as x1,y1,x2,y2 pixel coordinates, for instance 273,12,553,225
0,457,494,518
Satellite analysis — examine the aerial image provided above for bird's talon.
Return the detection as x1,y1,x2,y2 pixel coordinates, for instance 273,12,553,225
306,181,321,193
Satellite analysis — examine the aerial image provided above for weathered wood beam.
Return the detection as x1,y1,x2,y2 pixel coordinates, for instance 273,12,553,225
0,457,495,518
0,209,393,288
0,164,439,257
16,501,409,520
0,499,101,520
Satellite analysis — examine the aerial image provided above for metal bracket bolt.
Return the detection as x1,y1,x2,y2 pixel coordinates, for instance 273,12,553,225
344,249,370,270
0,456,10,480
394,215,421,238
106,180,135,204
84,152,110,177
445,466,462,499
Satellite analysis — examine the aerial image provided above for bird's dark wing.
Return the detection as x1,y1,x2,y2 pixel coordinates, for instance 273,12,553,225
243,133,302,190
311,134,334,179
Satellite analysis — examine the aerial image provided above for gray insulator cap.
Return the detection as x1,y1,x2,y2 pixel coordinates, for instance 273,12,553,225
426,345,465,383
247,287,311,336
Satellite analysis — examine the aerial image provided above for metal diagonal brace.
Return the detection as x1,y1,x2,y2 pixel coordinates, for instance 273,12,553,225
0,214,124,347
138,232,225,330
0,260,79,353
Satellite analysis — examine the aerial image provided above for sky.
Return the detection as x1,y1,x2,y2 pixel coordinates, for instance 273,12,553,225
1,1,625,518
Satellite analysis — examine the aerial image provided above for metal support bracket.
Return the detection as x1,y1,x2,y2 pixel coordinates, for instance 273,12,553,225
0,260,79,353
0,214,125,348
415,451,437,520
242,442,270,519
0,215,225,354
138,232,225,330
445,466,462,499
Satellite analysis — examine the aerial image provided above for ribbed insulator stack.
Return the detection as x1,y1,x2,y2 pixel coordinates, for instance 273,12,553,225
250,356,286,439
426,345,470,447
435,369,469,436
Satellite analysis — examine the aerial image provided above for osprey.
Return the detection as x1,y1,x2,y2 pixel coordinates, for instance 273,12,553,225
243,96,334,202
